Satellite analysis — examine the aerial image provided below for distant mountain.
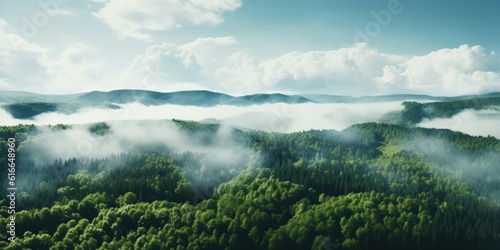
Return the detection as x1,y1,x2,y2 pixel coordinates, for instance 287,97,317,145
76,90,311,106
2,89,500,120
381,96,500,126
3,89,500,106
0,90,313,119
2,102,120,119
447,92,500,100
303,92,500,103
0,91,82,103
303,94,444,103
76,90,235,106
230,93,310,105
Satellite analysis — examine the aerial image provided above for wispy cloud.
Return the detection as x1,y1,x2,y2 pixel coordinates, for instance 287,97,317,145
47,8,77,16
92,0,242,41
0,20,109,94
39,43,107,93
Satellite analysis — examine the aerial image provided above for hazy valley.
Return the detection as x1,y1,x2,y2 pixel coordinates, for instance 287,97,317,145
1,90,500,249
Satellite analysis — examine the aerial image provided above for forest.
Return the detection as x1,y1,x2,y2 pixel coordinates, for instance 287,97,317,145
0,117,499,249
382,97,500,126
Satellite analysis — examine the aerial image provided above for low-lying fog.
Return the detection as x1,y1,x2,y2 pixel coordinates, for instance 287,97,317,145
2,102,500,138
418,108,500,139
20,120,249,164
0,102,404,132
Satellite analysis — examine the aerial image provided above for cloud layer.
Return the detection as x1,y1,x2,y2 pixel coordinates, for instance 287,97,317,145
3,101,498,138
20,120,248,163
0,20,108,93
2,14,500,96
377,45,500,95
0,102,405,133
127,39,500,95
418,108,500,139
92,0,242,41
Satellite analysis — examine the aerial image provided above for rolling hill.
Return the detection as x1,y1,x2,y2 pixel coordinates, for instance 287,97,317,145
1,89,500,120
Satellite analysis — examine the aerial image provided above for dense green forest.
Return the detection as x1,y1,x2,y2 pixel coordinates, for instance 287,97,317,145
382,97,500,126
0,119,499,249
1,102,120,119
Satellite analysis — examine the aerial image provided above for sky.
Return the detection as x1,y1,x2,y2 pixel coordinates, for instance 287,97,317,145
0,0,499,96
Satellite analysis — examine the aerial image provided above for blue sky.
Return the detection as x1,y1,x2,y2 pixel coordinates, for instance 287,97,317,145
0,0,499,95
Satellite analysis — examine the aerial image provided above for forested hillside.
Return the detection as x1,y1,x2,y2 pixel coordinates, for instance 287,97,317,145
1,102,121,119
3,90,500,121
382,97,500,126
0,120,499,249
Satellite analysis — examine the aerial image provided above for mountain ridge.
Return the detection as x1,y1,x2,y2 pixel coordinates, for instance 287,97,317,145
3,89,500,106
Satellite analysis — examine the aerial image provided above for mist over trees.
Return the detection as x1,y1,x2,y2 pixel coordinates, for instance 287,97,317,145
382,97,500,126
0,118,499,249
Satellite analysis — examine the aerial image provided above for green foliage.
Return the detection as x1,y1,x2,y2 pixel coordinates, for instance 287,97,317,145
2,102,122,119
117,192,137,206
50,124,72,130
88,122,111,136
2,102,59,119
382,97,500,126
1,120,499,249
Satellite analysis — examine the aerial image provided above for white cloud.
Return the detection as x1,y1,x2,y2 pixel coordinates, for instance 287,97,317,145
216,43,406,93
123,36,240,91
218,102,405,132
124,40,406,94
38,43,107,93
123,42,203,89
0,78,16,91
377,45,500,95
92,0,242,41
3,18,500,97
0,20,48,91
0,19,46,53
181,36,240,72
0,19,13,51
47,8,77,16
125,39,500,95
0,20,108,93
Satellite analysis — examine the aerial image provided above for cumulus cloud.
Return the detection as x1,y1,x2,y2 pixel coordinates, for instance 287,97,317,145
126,38,500,95
216,43,405,93
3,19,500,96
377,45,500,95
124,42,203,89
39,43,108,93
0,20,108,93
92,0,242,41
219,44,500,95
125,40,405,94
0,20,48,91
124,36,241,91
